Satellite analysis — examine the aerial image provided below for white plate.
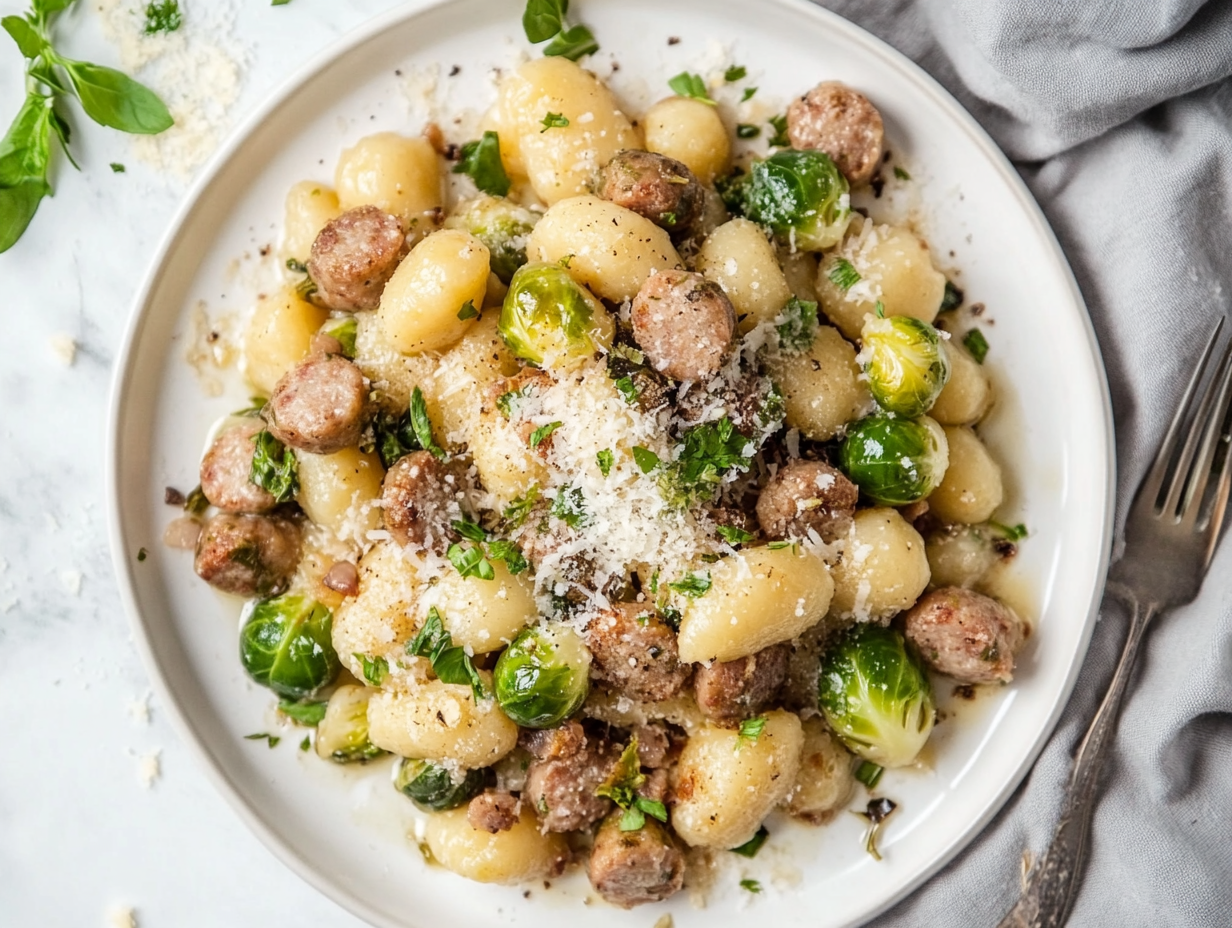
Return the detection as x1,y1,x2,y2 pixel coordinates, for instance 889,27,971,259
106,0,1115,925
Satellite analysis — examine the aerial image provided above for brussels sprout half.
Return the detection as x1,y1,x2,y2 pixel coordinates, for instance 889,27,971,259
239,594,341,699
394,758,491,812
494,623,591,729
818,622,935,768
445,195,539,284
839,415,949,506
315,684,385,763
499,263,614,369
730,150,852,251
860,315,951,418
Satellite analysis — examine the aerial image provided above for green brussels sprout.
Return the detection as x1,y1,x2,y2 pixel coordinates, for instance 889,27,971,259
314,684,385,763
819,622,935,768
860,315,951,417
445,195,539,284
500,263,615,369
494,623,591,728
839,414,949,506
394,758,491,811
725,150,851,251
239,594,340,699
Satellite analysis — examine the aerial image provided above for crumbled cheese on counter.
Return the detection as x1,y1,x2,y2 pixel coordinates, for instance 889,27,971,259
48,334,77,366
60,569,82,597
128,692,151,726
93,0,245,177
136,749,161,789
107,905,138,928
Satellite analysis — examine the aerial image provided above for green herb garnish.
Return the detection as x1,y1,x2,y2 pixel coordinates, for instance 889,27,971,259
724,65,747,82
963,328,989,364
522,0,598,61
456,299,479,321
775,296,819,354
716,525,754,545
893,165,911,181
406,607,486,701
736,123,760,139
452,130,511,197
143,1,181,35
736,715,766,748
540,112,570,131
550,484,588,528
279,698,328,726
667,71,714,105
767,113,789,147
249,430,299,503
827,257,861,292
855,760,884,789
529,421,562,448
632,445,660,474
740,879,763,893
740,86,757,102
410,386,445,459
668,571,711,598
596,448,614,477
354,653,389,687
244,732,281,748
731,825,769,858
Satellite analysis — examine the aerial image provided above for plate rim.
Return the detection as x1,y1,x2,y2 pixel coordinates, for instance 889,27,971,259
105,0,1117,924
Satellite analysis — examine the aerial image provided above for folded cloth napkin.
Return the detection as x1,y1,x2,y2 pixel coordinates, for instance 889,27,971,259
812,0,1232,923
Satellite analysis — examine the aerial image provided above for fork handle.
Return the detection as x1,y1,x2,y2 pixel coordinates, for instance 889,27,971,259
996,597,1155,928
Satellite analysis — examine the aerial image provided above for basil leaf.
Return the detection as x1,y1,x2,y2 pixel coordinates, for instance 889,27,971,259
410,386,445,459
0,93,54,253
249,430,299,503
2,15,46,59
523,0,566,43
632,446,659,474
667,72,714,105
61,60,173,134
543,24,598,61
451,131,510,197
451,518,487,543
34,0,76,14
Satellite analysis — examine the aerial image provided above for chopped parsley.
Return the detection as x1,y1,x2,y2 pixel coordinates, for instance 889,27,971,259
410,387,446,459
456,300,479,320
740,879,763,893
989,521,1028,542
596,448,614,477
736,123,760,139
595,739,668,832
143,1,182,35
279,699,328,726
447,543,496,581
731,825,769,858
406,607,486,701
244,733,281,748
632,446,660,474
110,162,126,173
614,375,640,405
963,328,990,364
775,297,819,353
370,406,422,469
827,257,861,292
529,421,562,448
497,386,528,419
855,761,884,789
540,112,570,131
661,417,754,506
503,486,541,529
354,653,389,687
668,571,711,598
893,165,911,181
724,65,747,82
736,715,766,749
740,86,758,102
767,113,789,147
452,131,511,197
550,484,588,528
667,71,715,105
716,525,754,545
300,735,311,751
940,279,964,312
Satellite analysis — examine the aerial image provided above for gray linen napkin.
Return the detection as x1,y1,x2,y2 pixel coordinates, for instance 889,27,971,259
810,0,1232,923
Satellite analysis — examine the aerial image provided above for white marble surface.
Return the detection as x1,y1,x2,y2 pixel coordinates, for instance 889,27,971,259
0,2,407,924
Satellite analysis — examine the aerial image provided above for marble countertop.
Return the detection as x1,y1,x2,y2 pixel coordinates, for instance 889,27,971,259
0,2,408,924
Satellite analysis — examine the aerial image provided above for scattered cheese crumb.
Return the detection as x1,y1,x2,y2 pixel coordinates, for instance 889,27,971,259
107,905,137,928
128,692,152,726
49,334,77,366
60,569,83,597
137,750,162,789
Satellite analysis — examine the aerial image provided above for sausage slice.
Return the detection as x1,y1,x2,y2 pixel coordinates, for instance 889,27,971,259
786,81,885,186
631,269,736,383
598,149,704,236
193,512,302,597
200,420,277,513
264,354,369,455
693,643,790,725
588,814,685,908
380,450,464,555
756,459,858,542
307,205,407,312
903,587,1024,684
586,604,691,702
523,735,618,833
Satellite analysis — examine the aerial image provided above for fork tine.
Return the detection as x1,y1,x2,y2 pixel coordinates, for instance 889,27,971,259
1202,442,1232,566
1180,338,1232,524
1150,318,1226,514
1163,335,1232,518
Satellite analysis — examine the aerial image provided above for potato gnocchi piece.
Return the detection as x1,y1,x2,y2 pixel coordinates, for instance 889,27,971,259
671,710,803,848
764,324,874,441
422,560,537,655
829,507,931,621
330,541,420,680
783,718,856,823
335,132,442,233
424,806,569,884
280,180,341,266
677,546,834,664
695,218,793,334
243,287,328,395
295,446,384,542
927,426,1004,524
642,96,730,185
367,676,518,768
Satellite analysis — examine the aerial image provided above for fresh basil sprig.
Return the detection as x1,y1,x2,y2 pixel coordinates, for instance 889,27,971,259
451,131,510,198
521,0,598,61
0,0,173,252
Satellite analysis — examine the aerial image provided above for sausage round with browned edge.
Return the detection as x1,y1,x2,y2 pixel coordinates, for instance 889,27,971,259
307,205,407,312
693,642,790,725
380,450,463,554
264,353,369,455
193,511,302,597
902,586,1024,684
586,603,691,702
597,149,704,237
756,459,858,543
200,420,277,513
588,813,685,908
631,269,736,383
786,81,885,186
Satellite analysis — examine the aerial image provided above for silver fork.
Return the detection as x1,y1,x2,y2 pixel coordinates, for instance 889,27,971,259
997,317,1232,928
